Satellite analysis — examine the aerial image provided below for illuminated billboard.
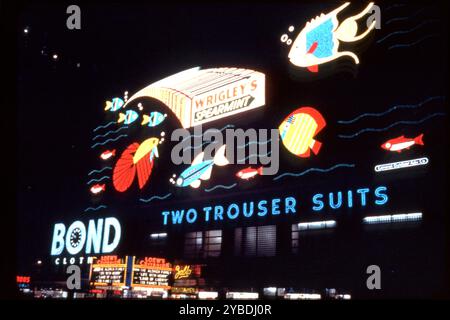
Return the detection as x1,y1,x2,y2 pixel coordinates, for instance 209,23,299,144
23,0,446,300
131,257,172,289
89,256,128,288
123,67,266,128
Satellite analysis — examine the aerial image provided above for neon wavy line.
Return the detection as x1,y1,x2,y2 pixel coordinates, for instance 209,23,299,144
338,112,446,139
87,176,110,185
273,164,355,181
377,19,439,44
92,126,128,141
338,96,445,124
91,134,128,148
88,167,112,176
93,121,115,132
84,205,107,212
182,140,211,152
180,125,235,143
182,138,272,152
237,139,272,149
386,8,424,25
139,193,172,203
237,150,271,162
204,183,237,192
388,34,439,50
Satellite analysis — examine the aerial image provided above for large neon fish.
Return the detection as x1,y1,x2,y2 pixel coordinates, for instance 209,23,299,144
279,107,326,158
170,145,229,188
112,136,163,192
288,2,377,72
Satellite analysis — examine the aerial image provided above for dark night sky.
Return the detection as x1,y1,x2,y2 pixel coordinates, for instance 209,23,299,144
15,1,448,296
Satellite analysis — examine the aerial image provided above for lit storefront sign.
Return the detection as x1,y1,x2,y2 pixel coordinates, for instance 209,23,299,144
89,256,128,288
297,220,336,230
363,212,422,224
198,291,219,300
131,257,172,289
284,293,321,300
226,292,259,300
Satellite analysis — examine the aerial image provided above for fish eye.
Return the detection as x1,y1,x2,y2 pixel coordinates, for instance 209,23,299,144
176,178,183,186
385,143,391,148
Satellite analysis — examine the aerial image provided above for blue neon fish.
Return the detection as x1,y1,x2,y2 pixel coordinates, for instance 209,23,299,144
288,2,377,73
171,145,229,189
141,112,167,127
118,110,139,125
105,97,124,112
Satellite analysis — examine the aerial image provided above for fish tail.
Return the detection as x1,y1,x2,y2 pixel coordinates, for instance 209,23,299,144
257,166,264,175
111,149,116,156
104,101,112,111
214,145,230,166
141,115,150,125
118,113,125,123
101,184,106,191
415,133,424,145
311,140,322,155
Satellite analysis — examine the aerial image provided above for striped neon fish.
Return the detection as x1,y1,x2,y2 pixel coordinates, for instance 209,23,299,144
278,107,326,158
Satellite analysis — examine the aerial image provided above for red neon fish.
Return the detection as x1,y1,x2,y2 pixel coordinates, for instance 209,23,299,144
236,167,264,180
90,184,106,194
100,149,116,160
381,134,424,153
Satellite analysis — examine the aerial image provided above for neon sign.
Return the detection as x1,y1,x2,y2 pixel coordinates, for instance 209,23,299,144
16,276,31,284
381,134,424,152
363,212,422,224
161,186,389,226
112,136,163,192
174,265,193,280
90,256,128,287
374,157,429,172
279,107,326,158
123,67,266,128
286,2,377,72
132,257,171,289
50,217,121,256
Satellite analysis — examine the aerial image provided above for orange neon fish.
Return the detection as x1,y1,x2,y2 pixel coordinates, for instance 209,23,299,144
278,107,326,158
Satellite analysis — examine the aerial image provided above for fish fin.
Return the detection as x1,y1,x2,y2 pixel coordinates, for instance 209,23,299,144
257,166,264,175
200,165,213,181
190,180,201,188
214,145,229,166
299,149,311,158
141,115,150,125
311,140,322,155
118,113,125,123
192,151,204,165
104,101,112,111
307,65,319,73
150,146,159,160
136,157,153,189
415,133,424,145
